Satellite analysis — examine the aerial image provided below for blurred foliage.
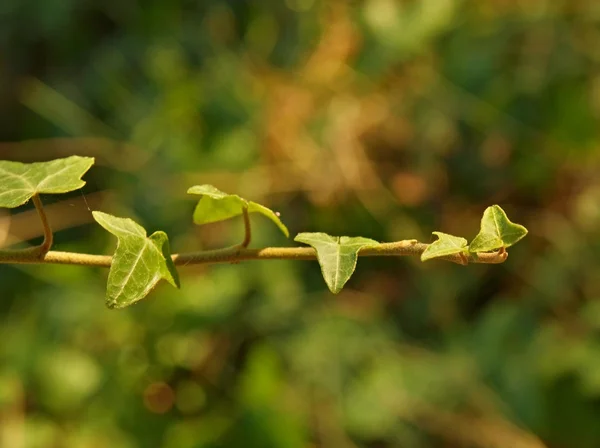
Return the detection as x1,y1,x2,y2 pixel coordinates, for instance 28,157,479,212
2,0,600,447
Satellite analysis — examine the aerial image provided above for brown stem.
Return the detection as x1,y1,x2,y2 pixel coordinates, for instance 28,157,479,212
0,243,509,267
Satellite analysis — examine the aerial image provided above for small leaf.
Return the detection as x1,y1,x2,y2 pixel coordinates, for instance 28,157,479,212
0,156,94,208
421,232,468,262
92,211,180,309
187,184,289,237
294,232,379,293
469,205,528,253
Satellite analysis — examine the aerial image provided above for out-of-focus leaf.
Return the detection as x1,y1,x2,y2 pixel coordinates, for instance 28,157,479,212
421,231,468,262
36,349,102,412
294,232,379,293
187,184,289,237
0,156,94,208
92,211,179,309
469,205,528,253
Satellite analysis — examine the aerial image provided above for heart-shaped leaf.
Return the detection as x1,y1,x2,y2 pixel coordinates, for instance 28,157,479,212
0,156,94,208
294,232,379,293
469,205,528,253
92,211,180,309
421,232,468,262
187,185,289,237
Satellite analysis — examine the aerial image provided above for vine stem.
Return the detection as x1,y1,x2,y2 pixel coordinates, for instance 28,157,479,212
32,194,53,256
0,240,508,267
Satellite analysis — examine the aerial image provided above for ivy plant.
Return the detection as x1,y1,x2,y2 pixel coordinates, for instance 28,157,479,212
0,156,528,309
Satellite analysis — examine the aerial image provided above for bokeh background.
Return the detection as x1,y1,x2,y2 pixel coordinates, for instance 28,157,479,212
2,0,600,447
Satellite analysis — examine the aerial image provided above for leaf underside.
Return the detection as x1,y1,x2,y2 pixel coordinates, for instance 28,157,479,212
469,205,528,253
295,232,379,294
187,184,289,237
92,211,180,309
0,156,95,208
421,231,468,262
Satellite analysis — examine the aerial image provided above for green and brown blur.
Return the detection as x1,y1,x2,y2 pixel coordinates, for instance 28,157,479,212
1,1,600,447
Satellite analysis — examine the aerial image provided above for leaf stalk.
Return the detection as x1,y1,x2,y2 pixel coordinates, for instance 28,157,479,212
239,206,252,249
32,194,53,256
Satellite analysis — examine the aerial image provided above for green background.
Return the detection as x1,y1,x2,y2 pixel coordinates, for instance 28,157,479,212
2,1,600,447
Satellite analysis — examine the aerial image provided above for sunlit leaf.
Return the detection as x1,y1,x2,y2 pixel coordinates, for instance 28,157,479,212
294,232,379,293
92,211,179,309
0,156,94,208
187,184,289,237
469,205,528,253
421,232,468,262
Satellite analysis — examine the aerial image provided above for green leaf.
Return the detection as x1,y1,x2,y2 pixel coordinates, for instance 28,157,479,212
294,232,379,293
421,232,468,262
469,205,528,253
0,156,94,208
187,184,289,237
92,211,180,309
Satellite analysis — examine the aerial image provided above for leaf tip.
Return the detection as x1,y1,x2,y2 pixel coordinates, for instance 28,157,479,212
91,210,107,225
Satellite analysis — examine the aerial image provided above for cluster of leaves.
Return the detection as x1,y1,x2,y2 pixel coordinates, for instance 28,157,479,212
0,156,527,309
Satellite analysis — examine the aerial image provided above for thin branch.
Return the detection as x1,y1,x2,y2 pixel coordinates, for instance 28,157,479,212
32,194,53,255
0,240,508,267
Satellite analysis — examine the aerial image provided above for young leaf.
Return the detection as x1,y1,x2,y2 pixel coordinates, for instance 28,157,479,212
92,211,180,309
187,184,289,237
421,232,468,262
469,205,528,253
294,232,379,294
0,156,94,208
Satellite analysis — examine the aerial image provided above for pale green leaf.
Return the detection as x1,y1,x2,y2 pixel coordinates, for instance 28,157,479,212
469,205,528,253
294,232,379,293
92,211,180,309
0,156,94,208
421,231,468,262
187,184,289,237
